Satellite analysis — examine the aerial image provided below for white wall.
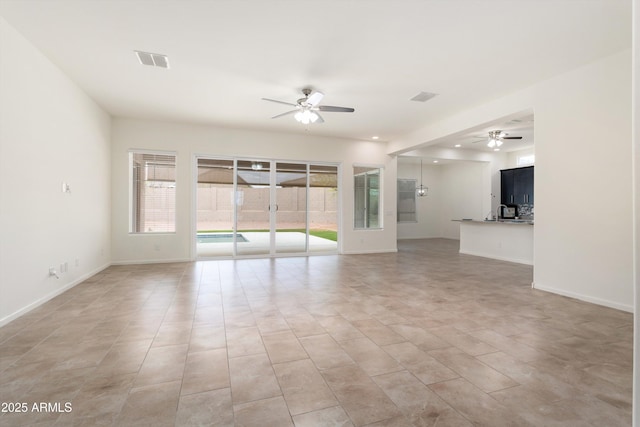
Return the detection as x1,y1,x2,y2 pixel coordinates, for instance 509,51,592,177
631,0,639,422
439,162,488,239
390,49,633,312
397,158,491,240
0,18,111,325
398,146,505,240
396,159,442,239
111,118,397,263
533,50,632,311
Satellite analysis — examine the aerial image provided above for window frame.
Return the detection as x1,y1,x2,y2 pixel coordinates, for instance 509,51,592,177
353,165,383,230
128,149,178,234
397,178,417,223
517,154,535,166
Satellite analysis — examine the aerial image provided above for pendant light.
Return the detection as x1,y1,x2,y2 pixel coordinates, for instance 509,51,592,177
417,158,427,197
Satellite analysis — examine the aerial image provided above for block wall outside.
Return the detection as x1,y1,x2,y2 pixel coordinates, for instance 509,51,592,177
197,185,337,230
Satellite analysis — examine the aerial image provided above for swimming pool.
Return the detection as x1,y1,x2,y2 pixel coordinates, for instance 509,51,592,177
197,233,248,244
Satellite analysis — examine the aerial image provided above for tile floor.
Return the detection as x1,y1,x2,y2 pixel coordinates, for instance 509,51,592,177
0,238,632,426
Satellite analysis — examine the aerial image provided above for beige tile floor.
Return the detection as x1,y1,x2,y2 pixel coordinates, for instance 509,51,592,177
0,238,632,426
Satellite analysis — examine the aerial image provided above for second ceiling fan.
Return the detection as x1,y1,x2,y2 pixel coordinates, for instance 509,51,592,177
262,88,355,124
482,130,522,148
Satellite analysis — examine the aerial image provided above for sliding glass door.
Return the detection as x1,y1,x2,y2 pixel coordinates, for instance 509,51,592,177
276,163,308,254
196,157,338,258
308,164,338,253
235,160,271,256
196,158,235,257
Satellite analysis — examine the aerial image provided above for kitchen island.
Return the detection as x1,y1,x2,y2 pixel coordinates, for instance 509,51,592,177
453,219,533,265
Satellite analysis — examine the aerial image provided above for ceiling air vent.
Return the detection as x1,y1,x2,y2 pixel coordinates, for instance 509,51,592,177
134,50,170,69
410,91,438,102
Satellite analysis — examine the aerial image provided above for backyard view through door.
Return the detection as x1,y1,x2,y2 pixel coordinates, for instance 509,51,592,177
196,157,338,257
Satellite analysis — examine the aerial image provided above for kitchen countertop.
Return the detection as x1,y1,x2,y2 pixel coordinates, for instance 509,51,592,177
452,219,534,225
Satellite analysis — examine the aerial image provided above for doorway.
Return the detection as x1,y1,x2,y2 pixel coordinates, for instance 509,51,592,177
195,157,339,258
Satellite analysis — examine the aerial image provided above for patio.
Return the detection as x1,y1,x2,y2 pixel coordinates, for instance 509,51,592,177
197,231,337,257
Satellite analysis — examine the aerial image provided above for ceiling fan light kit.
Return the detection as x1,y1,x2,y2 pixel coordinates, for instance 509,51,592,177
486,130,522,148
262,88,354,124
294,109,319,124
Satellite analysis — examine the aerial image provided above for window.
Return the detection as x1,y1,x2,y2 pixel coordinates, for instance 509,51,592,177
354,166,381,229
130,151,176,233
517,154,535,166
397,179,417,222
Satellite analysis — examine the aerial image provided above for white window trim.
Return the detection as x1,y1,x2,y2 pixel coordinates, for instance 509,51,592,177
353,164,384,230
128,149,178,234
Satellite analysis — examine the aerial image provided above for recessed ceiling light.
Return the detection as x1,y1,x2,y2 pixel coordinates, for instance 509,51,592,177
372,136,379,140
454,144,461,148
433,160,439,163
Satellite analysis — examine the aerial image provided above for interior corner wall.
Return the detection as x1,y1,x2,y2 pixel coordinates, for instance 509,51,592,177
110,118,397,263
0,18,112,325
397,160,442,239
388,49,633,312
396,159,488,240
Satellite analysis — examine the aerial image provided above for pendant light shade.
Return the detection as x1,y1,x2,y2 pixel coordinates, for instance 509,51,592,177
417,158,427,197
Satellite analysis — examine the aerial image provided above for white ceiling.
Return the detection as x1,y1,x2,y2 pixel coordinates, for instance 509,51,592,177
0,0,631,143
430,112,535,153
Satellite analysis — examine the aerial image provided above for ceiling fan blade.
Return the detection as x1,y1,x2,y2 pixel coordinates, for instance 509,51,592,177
315,112,325,123
318,105,355,113
306,91,324,106
271,109,298,119
502,136,523,139
262,98,297,107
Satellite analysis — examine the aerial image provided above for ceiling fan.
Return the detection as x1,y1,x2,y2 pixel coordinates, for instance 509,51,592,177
262,88,355,124
473,130,522,148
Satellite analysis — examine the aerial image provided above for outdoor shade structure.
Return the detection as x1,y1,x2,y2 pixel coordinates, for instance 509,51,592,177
196,158,338,257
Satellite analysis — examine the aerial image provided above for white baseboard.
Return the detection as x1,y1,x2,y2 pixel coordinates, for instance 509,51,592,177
0,262,111,327
533,282,633,313
459,249,533,266
110,258,191,265
342,249,398,255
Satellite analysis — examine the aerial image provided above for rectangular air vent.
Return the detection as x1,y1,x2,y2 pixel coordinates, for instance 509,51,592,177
134,50,170,69
410,91,438,102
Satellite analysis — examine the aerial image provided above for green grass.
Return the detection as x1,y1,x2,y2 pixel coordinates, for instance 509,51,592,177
197,228,337,242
